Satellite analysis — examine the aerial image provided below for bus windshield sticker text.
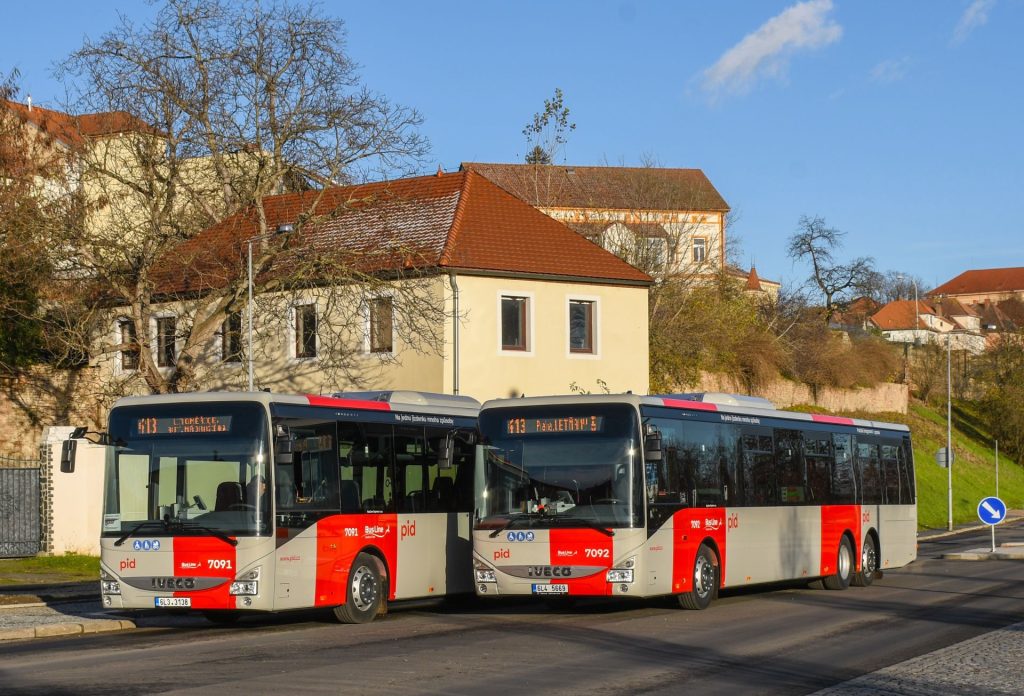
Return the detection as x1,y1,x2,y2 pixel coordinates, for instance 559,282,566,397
506,415,605,435
133,415,232,435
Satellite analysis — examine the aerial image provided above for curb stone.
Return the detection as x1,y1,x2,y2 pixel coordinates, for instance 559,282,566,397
0,618,135,642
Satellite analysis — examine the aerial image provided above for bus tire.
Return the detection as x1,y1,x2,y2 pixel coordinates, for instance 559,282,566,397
678,544,717,610
823,536,854,591
333,552,384,624
852,534,878,587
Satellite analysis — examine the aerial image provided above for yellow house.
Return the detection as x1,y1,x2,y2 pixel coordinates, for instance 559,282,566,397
103,170,652,402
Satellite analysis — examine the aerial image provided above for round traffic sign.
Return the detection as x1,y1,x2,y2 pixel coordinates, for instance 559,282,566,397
977,496,1007,526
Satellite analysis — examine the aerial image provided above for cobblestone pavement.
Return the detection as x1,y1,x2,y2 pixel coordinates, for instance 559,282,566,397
810,621,1024,696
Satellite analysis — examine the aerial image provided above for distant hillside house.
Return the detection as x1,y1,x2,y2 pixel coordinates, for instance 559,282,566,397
870,298,986,353
927,267,1024,335
104,170,653,401
461,162,775,296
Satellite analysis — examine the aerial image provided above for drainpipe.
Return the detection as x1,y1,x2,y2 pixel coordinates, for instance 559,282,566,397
449,271,460,395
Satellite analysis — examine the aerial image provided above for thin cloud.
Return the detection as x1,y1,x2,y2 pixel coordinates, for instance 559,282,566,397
700,0,842,100
952,0,996,45
870,57,910,84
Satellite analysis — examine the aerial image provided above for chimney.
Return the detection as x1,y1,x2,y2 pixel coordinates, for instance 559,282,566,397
27,95,32,112
436,165,443,177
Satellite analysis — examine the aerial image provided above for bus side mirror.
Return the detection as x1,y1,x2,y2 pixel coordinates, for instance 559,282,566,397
60,439,78,473
644,433,663,462
275,438,294,465
438,433,454,469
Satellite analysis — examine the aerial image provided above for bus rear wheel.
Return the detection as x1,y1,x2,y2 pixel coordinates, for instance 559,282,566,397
678,544,717,610
823,537,854,590
853,535,878,587
333,552,385,624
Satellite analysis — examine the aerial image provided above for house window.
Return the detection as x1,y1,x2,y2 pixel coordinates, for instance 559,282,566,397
569,300,594,353
156,316,176,367
645,237,668,270
368,297,394,354
692,237,707,263
294,304,317,358
119,319,139,371
222,312,242,363
501,295,529,351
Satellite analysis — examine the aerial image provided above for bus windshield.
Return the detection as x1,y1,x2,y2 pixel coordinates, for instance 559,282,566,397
103,402,271,538
477,404,643,529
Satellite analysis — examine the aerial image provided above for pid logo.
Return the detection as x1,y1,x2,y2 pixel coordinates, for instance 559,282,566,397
506,531,536,542
400,520,417,540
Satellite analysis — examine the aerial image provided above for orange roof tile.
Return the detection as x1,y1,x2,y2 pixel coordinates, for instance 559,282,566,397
870,300,934,330
929,267,1024,297
2,100,159,147
461,162,729,212
152,170,653,296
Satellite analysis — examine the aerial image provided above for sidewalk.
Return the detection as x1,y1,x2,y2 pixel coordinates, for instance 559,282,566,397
0,581,134,642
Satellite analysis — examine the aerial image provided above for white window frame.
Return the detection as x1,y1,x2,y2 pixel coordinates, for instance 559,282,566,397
289,302,319,362
114,316,139,374
692,237,707,264
363,294,396,356
151,312,178,371
497,290,535,357
566,294,601,359
220,311,243,365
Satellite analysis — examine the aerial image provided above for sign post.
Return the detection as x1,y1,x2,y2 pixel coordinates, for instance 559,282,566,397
977,496,1007,553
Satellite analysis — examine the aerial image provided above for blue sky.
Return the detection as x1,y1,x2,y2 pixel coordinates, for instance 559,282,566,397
3,1,1021,292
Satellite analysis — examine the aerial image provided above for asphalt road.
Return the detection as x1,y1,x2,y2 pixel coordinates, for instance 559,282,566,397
2,524,1023,696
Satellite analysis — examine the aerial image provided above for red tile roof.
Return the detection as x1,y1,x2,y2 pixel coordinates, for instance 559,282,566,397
870,300,933,330
152,170,653,296
929,267,1024,297
461,162,729,212
2,100,158,147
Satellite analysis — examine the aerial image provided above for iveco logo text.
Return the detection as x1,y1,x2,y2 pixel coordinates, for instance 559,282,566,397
151,577,196,590
506,531,535,542
527,566,573,578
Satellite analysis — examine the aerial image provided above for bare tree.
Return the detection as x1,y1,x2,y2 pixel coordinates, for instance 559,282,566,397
522,87,575,165
49,0,435,395
787,215,875,323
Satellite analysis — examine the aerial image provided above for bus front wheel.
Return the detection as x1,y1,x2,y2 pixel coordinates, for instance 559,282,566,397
823,537,854,590
678,544,717,610
852,535,878,587
334,552,385,624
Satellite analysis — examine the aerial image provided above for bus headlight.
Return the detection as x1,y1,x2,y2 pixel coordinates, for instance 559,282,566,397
230,566,261,596
473,559,496,583
100,569,121,595
606,557,636,583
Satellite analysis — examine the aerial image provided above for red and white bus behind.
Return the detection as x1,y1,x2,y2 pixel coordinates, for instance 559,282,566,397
62,390,479,623
472,393,916,609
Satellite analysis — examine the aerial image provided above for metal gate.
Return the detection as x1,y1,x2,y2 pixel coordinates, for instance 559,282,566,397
0,455,41,557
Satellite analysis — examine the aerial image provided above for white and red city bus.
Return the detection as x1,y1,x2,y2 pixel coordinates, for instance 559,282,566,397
472,393,917,609
62,390,479,623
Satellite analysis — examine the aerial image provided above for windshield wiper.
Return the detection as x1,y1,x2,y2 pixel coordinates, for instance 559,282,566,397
487,512,548,538
487,512,615,538
175,521,238,547
114,520,168,547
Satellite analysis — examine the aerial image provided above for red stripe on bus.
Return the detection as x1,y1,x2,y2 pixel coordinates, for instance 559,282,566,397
811,414,855,425
305,395,392,411
314,513,398,607
548,529,614,596
660,398,719,411
820,505,861,577
173,536,237,609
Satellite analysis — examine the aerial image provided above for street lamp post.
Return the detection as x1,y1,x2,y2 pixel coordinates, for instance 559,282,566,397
946,332,953,531
247,224,293,391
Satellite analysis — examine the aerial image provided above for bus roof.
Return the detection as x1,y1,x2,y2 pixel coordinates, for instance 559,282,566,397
112,390,481,419
479,392,909,433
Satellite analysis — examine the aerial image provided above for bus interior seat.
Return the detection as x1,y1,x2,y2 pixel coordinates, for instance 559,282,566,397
340,479,361,512
432,476,455,511
215,481,244,511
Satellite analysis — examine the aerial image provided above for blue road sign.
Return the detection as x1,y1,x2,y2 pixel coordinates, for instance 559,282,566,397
977,496,1007,526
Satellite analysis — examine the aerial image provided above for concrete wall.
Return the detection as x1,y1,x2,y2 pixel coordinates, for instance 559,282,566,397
44,426,103,556
692,372,909,415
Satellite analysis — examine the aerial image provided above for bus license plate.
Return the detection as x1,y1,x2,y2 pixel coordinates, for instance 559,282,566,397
154,597,191,608
532,583,568,595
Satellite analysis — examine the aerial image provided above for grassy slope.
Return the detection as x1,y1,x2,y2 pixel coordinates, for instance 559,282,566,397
0,553,99,585
838,400,1024,530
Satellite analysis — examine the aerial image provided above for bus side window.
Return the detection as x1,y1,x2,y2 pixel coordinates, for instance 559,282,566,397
857,441,882,505
831,433,855,504
647,418,687,529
